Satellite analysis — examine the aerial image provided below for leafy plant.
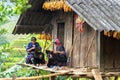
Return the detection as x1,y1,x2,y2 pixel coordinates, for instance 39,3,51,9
0,28,7,35
13,0,31,14
0,0,31,24
0,52,8,72
1,43,13,52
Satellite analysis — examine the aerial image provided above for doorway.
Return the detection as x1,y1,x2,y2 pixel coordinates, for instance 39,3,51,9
57,23,65,45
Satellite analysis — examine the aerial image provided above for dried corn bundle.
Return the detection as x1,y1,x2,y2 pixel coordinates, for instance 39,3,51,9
42,0,72,12
113,32,117,38
103,30,120,39
39,33,52,40
63,3,72,12
104,30,108,36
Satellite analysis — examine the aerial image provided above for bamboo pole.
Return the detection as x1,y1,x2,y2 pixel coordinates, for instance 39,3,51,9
0,70,72,80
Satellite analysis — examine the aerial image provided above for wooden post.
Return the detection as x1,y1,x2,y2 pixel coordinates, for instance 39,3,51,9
97,30,104,71
72,75,79,80
103,77,110,80
49,72,56,80
114,76,118,80
36,69,40,76
92,69,102,80
12,74,16,80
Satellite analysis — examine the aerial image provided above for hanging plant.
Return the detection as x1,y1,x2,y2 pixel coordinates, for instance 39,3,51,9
75,15,84,32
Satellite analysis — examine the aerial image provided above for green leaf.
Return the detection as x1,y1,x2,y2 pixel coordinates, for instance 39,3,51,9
0,6,4,11
0,0,29,23
26,4,32,9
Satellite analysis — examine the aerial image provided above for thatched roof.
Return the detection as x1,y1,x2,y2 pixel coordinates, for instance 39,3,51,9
12,0,53,34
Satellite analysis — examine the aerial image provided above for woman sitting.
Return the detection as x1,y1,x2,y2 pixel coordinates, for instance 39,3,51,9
26,37,45,66
46,38,67,68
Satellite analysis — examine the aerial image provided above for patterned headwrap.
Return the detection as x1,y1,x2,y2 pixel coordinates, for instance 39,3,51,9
54,38,61,46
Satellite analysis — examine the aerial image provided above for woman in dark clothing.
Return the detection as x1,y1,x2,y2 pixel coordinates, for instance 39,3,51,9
53,38,67,67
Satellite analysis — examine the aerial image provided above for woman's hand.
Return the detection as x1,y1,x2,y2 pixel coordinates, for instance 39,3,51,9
27,45,35,52
53,50,57,54
31,46,35,50
53,51,64,54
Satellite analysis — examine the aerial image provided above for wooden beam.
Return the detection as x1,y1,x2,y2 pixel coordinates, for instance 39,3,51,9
16,24,49,28
0,71,72,80
19,63,120,76
7,63,120,79
92,69,102,80
13,24,52,34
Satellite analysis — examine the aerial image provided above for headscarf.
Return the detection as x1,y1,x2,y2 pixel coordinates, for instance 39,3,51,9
54,38,61,46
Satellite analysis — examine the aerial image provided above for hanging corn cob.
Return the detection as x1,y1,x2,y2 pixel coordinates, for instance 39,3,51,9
63,3,72,12
104,30,108,36
113,31,117,38
42,0,72,12
39,33,52,40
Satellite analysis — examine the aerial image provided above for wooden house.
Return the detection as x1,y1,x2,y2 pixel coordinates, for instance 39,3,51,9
13,0,120,72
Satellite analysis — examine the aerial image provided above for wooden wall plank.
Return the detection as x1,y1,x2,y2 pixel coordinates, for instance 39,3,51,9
80,22,88,67
72,28,80,68
87,24,96,66
64,12,73,55
79,22,97,67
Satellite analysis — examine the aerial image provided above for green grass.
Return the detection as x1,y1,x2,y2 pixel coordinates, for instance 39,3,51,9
8,50,26,57
6,57,23,62
1,49,26,72
1,62,16,71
